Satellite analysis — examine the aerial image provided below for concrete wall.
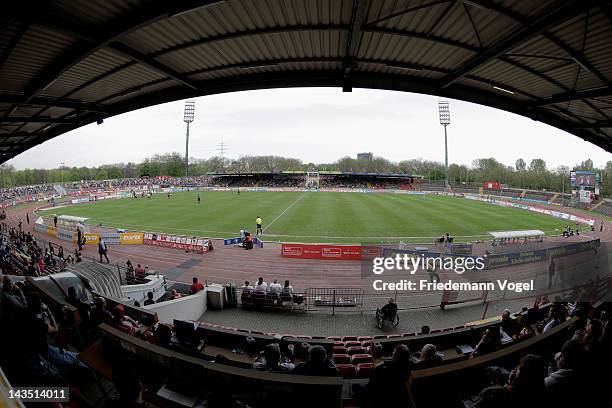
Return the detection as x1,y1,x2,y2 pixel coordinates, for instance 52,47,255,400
142,289,207,324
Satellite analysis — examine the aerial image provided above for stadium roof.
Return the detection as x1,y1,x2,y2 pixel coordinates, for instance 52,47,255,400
1,0,612,163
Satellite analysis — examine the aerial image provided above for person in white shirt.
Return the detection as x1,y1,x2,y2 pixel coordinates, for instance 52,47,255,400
242,281,254,292
268,279,282,295
254,277,267,292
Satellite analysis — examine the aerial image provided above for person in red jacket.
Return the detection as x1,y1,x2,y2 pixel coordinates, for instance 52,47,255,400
189,277,204,295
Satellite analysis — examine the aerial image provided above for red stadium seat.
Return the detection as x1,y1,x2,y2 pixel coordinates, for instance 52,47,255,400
328,336,342,341
344,341,361,348
336,364,356,378
333,346,347,354
387,334,401,339
333,341,344,346
357,336,372,342
342,336,358,342
351,354,373,365
361,340,372,347
402,332,416,337
356,363,374,377
332,354,351,364
347,346,367,355
372,335,386,340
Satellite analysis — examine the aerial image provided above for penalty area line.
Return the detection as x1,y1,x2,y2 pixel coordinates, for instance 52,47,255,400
263,193,307,233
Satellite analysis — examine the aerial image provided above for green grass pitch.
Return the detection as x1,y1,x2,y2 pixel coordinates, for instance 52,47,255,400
42,191,572,243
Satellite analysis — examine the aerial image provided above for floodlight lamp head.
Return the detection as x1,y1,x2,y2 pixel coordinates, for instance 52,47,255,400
183,100,195,123
438,101,450,125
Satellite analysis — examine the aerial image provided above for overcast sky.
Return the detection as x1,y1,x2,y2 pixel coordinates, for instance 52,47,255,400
6,88,611,170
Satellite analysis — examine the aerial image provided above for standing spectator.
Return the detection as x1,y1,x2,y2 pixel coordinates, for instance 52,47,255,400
26,212,29,224
98,238,109,263
53,215,57,228
189,277,204,295
548,257,556,289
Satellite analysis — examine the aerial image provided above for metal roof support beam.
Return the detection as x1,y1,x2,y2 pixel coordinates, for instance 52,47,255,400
19,0,221,104
0,117,75,124
530,86,612,107
439,0,598,89
108,43,197,89
0,94,106,112
365,0,450,26
343,0,370,92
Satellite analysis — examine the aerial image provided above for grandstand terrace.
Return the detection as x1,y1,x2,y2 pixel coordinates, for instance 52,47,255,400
2,0,612,407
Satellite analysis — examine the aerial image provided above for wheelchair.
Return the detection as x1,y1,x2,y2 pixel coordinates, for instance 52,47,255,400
376,307,399,330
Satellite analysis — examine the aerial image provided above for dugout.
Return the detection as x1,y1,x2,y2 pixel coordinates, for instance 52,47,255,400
488,230,545,253
56,215,90,233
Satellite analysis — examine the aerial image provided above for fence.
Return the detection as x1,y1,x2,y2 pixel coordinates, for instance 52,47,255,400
304,288,364,315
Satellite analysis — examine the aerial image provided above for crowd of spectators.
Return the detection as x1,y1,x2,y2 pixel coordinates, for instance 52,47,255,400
0,184,55,201
0,225,75,277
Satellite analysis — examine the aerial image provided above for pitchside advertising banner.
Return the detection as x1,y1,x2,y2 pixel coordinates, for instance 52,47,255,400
143,232,210,252
281,243,362,260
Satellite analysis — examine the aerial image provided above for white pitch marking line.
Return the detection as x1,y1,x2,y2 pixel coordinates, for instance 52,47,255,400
263,193,307,232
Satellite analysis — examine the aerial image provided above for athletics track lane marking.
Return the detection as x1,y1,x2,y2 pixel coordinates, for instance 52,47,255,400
263,193,307,233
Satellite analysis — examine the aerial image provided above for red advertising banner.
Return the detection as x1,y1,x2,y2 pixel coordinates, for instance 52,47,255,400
281,243,361,260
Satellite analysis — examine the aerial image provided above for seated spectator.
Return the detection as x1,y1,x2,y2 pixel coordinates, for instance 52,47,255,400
268,279,282,295
505,354,546,404
111,304,140,336
415,344,442,368
380,297,398,319
292,345,339,376
66,286,91,322
513,314,535,341
189,277,204,295
2,275,27,315
281,280,293,299
471,326,502,358
253,343,294,372
357,344,413,408
107,364,146,408
170,289,182,300
543,304,566,333
545,339,585,405
574,319,603,354
27,292,58,335
420,325,431,335
254,277,267,292
241,281,254,292
474,386,511,408
143,291,155,306
134,263,146,282
500,309,519,337
91,297,113,327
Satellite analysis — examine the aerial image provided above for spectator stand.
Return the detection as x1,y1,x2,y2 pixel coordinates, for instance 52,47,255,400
239,287,307,312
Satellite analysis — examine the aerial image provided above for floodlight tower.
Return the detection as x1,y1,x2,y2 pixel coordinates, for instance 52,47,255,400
183,100,196,177
438,101,451,189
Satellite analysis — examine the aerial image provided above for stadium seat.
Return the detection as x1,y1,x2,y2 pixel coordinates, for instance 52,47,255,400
347,346,367,355
333,346,347,354
344,340,361,348
429,329,442,334
336,364,356,378
328,336,341,341
356,363,374,377
237,328,250,333
402,332,416,337
372,335,386,340
296,335,312,339
357,336,372,341
332,354,351,364
361,340,372,347
351,354,373,365
387,334,400,339
342,336,358,342
333,341,344,346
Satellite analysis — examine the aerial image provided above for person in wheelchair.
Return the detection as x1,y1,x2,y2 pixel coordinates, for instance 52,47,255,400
379,298,398,320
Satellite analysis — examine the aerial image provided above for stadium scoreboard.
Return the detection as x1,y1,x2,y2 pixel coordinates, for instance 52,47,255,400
570,170,600,188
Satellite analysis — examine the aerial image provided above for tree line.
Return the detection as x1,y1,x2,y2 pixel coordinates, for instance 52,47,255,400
1,153,610,196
